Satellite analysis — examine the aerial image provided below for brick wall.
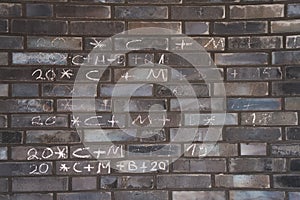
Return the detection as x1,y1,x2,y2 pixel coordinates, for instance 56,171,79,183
0,0,300,200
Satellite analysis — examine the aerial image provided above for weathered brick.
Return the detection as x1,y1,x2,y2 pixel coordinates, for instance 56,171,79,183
171,6,225,20
230,5,284,19
0,99,53,113
157,174,211,189
290,159,300,171
170,127,223,142
42,84,96,97
0,84,8,97
0,115,7,128
12,177,68,192
286,127,300,140
12,53,67,65
214,21,267,35
128,144,181,157
214,82,269,96
0,53,8,65
171,98,225,112
173,191,226,200
230,191,284,200
0,19,8,33
228,98,281,111
272,82,300,96
288,4,300,17
215,53,268,65
4,194,53,200
285,97,300,110
287,35,300,48
0,3,22,17
100,84,153,97
128,22,182,34
172,158,226,172
0,178,8,192
0,36,23,49
272,20,300,33
274,175,300,188
115,6,167,19
185,22,209,35
11,115,68,128
12,84,39,97
12,19,68,35
227,67,282,81
72,177,97,191
70,21,124,36
56,5,110,19
58,99,111,112
128,0,181,3
230,158,285,172
0,162,52,176
272,51,300,65
224,127,282,141
228,36,282,49
272,144,300,156
242,112,298,126
57,192,111,200
0,131,23,144
289,192,300,200
184,113,238,126
114,191,168,200
26,4,53,17
215,175,270,188
101,176,154,189
114,99,167,112
155,84,210,97
286,66,300,80
26,130,80,144
240,143,267,155
184,143,238,157
28,36,82,50
83,129,138,143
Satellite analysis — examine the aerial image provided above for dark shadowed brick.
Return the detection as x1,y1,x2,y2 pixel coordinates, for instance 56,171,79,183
70,21,124,36
26,4,53,17
115,6,168,19
56,5,110,19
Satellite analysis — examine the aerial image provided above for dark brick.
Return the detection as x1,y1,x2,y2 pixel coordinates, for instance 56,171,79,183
290,159,300,171
286,66,300,80
6,194,53,200
115,6,167,19
155,84,210,97
128,0,181,3
229,158,285,172
227,67,282,81
12,19,68,35
172,158,226,173
57,192,111,200
286,127,300,140
128,22,181,34
230,5,284,19
272,144,300,156
56,5,110,19
228,36,282,49
0,53,8,65
42,84,96,97
113,99,167,112
100,84,153,97
184,22,209,35
274,175,300,188
171,6,225,20
0,3,22,17
224,127,282,142
114,37,168,51
0,84,8,97
0,131,23,144
72,177,97,191
12,84,39,97
101,176,154,189
157,175,211,189
287,35,300,48
0,36,23,49
26,4,53,17
0,162,52,176
26,130,81,144
0,178,8,192
0,115,7,128
215,82,269,96
171,98,225,112
0,99,53,113
28,36,82,50
12,177,68,192
114,191,168,200
173,191,226,200
272,82,300,96
214,21,267,35
0,19,8,32
272,51,300,65
288,4,300,17
70,21,124,36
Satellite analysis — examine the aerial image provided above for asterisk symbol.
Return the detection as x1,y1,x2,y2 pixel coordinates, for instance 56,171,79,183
61,69,74,79
59,163,70,172
71,116,81,127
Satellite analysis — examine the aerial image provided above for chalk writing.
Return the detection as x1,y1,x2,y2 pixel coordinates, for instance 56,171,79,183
27,146,68,160
71,145,124,159
31,116,56,126
29,163,50,175
115,160,169,173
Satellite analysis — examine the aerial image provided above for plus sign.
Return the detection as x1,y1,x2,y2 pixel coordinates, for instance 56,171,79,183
231,70,238,79
140,162,148,172
156,115,171,126
93,149,106,159
83,164,94,172
132,54,142,64
175,40,193,50
121,72,135,80
116,162,125,171
108,115,119,127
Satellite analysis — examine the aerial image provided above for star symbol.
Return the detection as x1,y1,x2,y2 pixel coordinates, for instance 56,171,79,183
61,69,74,79
59,163,70,172
71,116,81,127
